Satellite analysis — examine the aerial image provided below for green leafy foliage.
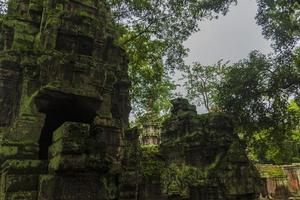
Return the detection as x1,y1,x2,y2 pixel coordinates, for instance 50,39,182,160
248,102,300,164
183,60,229,111
109,0,237,70
108,0,238,117
216,50,300,164
112,0,300,163
184,48,299,164
256,0,300,54
140,145,164,180
161,163,206,197
116,26,176,117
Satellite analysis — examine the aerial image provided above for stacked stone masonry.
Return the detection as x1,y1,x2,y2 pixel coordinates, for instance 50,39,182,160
0,0,275,199
257,163,300,199
136,100,300,200
0,0,130,199
135,99,262,200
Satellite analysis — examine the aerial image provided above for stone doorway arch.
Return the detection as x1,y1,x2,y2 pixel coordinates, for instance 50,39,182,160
35,89,100,160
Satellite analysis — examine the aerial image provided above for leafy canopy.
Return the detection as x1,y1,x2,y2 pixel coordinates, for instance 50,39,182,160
216,50,299,137
256,0,300,54
109,0,237,70
183,60,229,112
107,0,238,117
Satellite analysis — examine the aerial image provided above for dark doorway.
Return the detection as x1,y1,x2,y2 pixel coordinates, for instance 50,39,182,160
37,92,99,160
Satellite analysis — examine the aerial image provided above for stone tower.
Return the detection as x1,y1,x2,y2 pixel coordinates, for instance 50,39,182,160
160,99,261,199
0,0,130,199
132,99,262,200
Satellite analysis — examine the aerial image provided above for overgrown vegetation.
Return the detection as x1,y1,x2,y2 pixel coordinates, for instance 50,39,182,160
109,0,239,118
0,0,299,164
184,1,300,164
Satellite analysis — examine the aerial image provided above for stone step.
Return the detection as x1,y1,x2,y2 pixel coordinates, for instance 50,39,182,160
2,191,37,200
1,174,40,193
0,160,48,195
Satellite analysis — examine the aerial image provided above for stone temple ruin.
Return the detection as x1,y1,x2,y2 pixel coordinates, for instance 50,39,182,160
133,99,262,200
0,0,130,199
0,0,284,200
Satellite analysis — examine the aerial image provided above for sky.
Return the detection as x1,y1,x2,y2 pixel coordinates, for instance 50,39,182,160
183,0,272,66
177,0,273,112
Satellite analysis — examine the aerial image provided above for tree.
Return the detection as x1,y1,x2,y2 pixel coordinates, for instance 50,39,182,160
214,50,300,163
183,60,229,112
256,0,300,55
182,48,299,163
182,0,300,163
115,26,175,119
247,101,300,164
109,0,237,71
108,0,238,117
218,50,298,131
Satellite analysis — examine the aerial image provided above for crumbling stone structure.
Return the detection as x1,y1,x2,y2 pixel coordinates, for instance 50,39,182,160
257,163,300,199
138,113,161,146
134,99,262,200
0,0,130,199
0,0,264,199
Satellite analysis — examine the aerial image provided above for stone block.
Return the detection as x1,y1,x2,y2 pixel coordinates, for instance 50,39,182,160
85,154,110,172
48,139,85,158
1,174,39,193
49,154,86,173
159,99,261,199
52,122,89,143
0,142,40,166
0,146,18,163
3,191,37,200
0,160,46,198
38,174,102,200
1,160,47,175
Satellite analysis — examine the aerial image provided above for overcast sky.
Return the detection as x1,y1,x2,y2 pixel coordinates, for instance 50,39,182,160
176,0,273,112
183,0,272,65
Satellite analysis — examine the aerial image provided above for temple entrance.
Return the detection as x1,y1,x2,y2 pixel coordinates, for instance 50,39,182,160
36,90,99,160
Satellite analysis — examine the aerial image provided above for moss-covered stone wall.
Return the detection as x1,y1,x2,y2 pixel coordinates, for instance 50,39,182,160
128,99,262,200
0,0,130,199
0,0,265,199
257,163,300,199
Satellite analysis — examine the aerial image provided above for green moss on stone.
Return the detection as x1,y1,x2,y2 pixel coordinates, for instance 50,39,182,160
161,163,207,198
0,146,18,157
256,164,286,178
140,145,164,180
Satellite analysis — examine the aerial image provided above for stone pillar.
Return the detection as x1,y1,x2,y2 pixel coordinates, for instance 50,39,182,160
139,113,161,146
119,128,140,200
38,122,107,200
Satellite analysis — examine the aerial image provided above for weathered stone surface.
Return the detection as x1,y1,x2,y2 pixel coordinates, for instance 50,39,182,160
119,128,140,200
131,99,260,199
3,191,37,200
0,0,130,199
0,0,264,199
0,159,47,200
139,113,161,145
38,174,104,200
257,163,300,199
